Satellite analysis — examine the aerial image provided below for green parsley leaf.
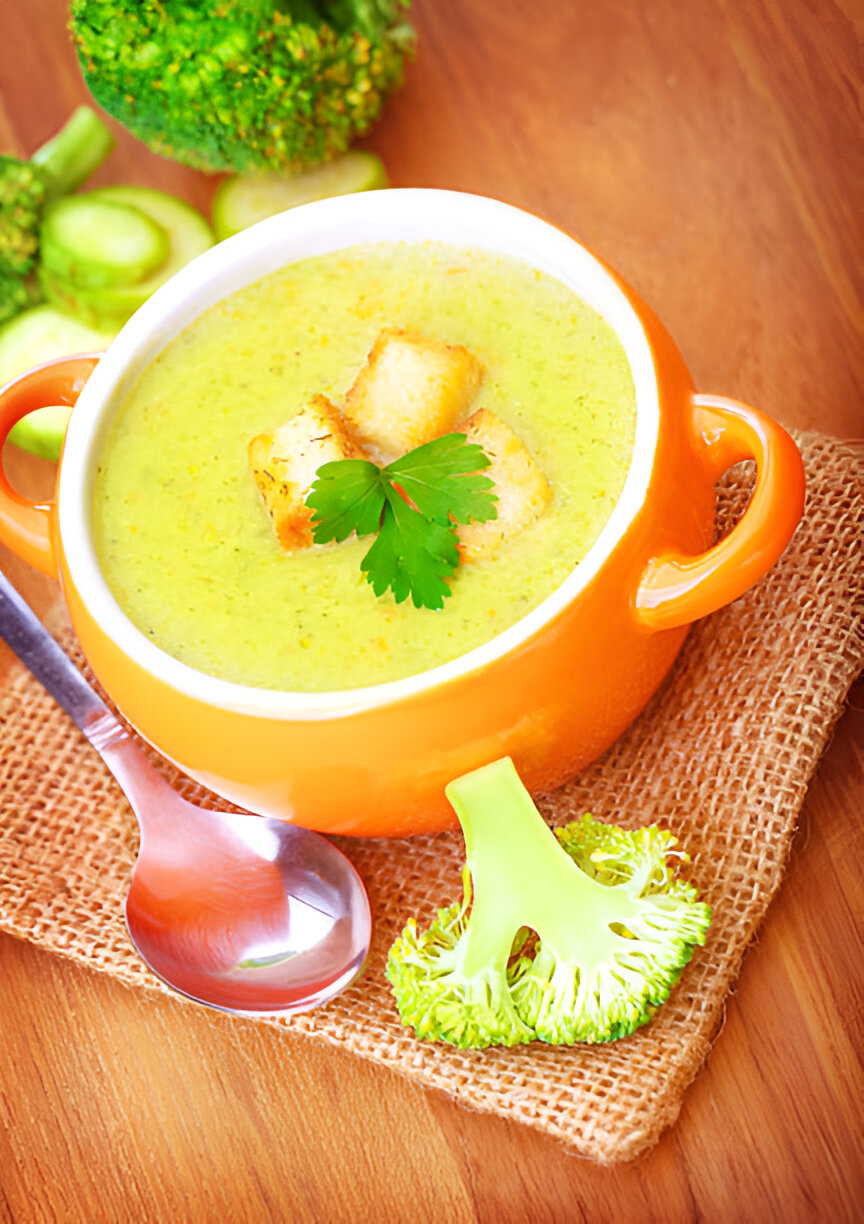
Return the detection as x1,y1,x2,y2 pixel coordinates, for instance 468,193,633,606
306,458,387,544
364,488,460,610
387,434,497,526
305,432,498,610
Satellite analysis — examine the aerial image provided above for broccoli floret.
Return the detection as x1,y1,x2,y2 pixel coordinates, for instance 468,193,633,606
70,1,414,175
0,161,47,280
0,107,114,325
386,758,711,1048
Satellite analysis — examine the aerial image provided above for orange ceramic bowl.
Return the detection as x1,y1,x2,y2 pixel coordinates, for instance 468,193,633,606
0,190,805,836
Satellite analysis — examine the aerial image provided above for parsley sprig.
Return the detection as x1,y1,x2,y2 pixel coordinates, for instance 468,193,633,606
306,433,498,610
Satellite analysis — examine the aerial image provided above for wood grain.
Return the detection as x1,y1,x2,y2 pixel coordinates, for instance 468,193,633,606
1,1,862,1221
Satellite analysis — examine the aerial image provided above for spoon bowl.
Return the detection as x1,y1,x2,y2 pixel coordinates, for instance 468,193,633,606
123,781,371,1015
0,571,372,1015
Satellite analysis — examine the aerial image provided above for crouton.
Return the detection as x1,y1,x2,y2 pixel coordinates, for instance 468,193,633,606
457,408,553,561
343,328,483,463
249,394,361,551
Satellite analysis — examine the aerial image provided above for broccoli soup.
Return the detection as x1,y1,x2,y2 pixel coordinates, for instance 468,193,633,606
92,242,636,691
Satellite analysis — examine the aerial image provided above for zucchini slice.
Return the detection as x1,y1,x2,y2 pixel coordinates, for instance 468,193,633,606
0,305,116,460
211,151,388,241
41,196,169,288
40,186,214,327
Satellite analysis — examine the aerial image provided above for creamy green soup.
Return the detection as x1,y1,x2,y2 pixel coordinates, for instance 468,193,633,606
92,242,636,691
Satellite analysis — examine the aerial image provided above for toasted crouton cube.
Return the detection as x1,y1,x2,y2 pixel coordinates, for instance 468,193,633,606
344,328,483,462
249,395,360,551
457,408,553,561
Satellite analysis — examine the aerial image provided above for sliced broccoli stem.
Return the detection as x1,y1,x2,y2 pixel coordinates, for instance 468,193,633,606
388,758,711,1047
30,106,115,200
445,759,628,981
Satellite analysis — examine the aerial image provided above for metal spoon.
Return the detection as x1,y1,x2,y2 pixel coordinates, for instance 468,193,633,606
0,570,372,1016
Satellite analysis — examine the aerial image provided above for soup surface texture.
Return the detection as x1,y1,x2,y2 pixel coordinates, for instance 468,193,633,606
92,241,636,691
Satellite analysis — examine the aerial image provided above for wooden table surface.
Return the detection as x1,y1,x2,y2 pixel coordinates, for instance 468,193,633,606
1,2,861,1221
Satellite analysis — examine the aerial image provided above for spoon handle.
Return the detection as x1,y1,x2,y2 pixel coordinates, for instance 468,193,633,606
0,570,115,737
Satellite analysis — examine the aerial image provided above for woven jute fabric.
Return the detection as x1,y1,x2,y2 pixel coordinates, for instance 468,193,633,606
1,430,861,1163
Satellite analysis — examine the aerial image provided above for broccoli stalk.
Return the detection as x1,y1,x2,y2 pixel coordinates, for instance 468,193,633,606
386,758,711,1048
70,1,414,175
0,107,114,324
28,106,116,200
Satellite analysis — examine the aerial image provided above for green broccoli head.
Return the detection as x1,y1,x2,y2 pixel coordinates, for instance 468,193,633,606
0,160,49,280
386,871,537,1048
0,275,44,327
385,759,711,1049
70,1,414,174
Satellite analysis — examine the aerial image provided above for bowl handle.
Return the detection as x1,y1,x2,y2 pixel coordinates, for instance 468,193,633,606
0,354,100,577
635,393,805,631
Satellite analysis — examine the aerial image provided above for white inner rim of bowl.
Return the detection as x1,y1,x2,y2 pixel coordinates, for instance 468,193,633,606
59,190,660,720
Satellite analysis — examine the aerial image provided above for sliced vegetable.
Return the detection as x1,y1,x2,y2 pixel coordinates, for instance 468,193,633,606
40,186,214,327
211,152,389,241
8,405,77,462
386,756,712,1049
0,305,116,460
41,196,169,288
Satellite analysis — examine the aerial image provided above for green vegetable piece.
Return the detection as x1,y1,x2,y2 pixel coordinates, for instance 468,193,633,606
0,160,47,279
7,406,75,463
71,1,415,175
39,186,214,327
33,267,89,323
41,197,169,289
0,276,43,325
0,305,117,460
305,457,388,543
212,151,389,240
0,106,114,325
362,487,460,611
29,105,116,199
305,432,497,610
386,757,711,1048
387,434,496,526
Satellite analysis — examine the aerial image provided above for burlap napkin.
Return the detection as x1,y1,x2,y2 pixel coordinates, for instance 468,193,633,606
1,430,861,1163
